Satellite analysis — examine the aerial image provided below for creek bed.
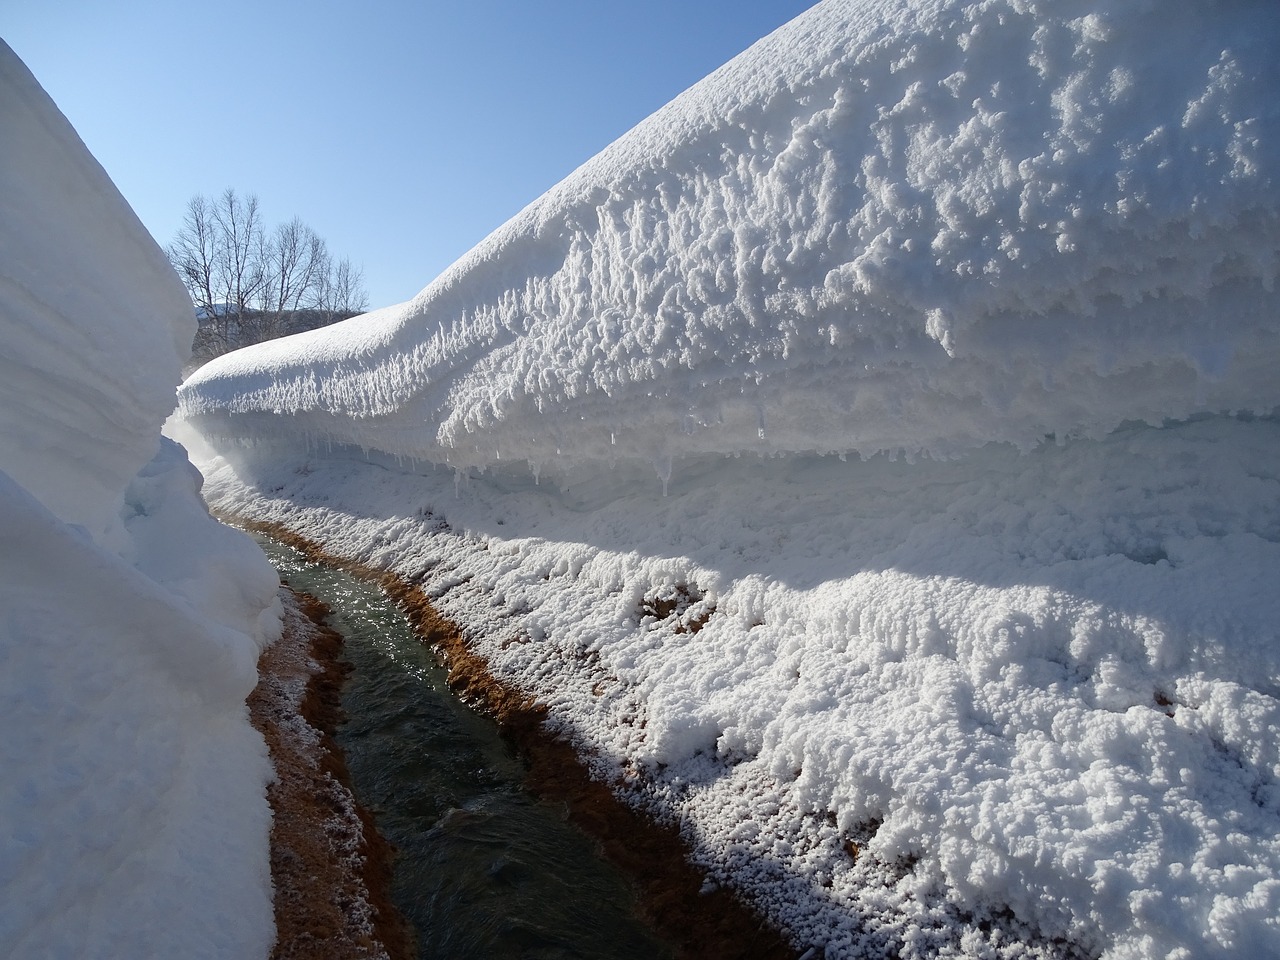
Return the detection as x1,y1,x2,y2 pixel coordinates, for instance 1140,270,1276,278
257,536,674,960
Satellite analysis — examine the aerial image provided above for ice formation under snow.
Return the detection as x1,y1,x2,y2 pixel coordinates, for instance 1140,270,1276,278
1,41,280,958
174,1,1280,958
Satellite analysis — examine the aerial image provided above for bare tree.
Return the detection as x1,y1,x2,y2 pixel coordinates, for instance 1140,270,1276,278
210,188,266,323
167,189,265,355
168,195,229,350
315,254,370,324
259,218,327,341
168,190,369,363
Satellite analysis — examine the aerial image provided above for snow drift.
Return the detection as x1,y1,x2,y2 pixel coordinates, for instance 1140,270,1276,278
175,1,1280,958
0,41,280,958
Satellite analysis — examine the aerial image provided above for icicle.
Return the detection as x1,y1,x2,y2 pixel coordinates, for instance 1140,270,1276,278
655,455,673,497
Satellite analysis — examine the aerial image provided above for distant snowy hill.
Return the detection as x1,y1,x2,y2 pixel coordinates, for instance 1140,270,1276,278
174,1,1279,958
0,41,281,958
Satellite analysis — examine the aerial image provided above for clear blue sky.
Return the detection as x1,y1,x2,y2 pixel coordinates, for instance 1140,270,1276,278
4,0,818,309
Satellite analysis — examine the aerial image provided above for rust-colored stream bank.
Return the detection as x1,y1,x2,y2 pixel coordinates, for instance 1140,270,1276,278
238,516,793,960
248,586,414,960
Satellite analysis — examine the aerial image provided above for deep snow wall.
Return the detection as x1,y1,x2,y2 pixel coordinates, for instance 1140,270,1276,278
180,0,1280,473
0,41,280,959
0,41,194,548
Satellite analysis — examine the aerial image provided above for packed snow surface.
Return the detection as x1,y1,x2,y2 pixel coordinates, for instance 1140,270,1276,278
1,42,280,959
176,0,1280,958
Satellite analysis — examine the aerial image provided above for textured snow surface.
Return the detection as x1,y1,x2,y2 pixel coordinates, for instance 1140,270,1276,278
173,1,1280,958
1,42,279,959
188,420,1280,960
180,0,1280,471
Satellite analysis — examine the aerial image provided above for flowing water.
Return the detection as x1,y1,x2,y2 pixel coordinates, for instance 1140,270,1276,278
257,536,674,960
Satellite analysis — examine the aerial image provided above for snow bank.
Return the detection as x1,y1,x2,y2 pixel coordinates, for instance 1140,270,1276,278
0,41,279,959
173,1,1280,958
180,0,1279,473
190,420,1280,960
0,43,195,549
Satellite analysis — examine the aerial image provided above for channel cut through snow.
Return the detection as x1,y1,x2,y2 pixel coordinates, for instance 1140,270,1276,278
1,41,281,959
175,1,1280,957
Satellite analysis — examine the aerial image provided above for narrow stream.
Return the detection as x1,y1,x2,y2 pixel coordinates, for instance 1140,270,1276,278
257,536,674,960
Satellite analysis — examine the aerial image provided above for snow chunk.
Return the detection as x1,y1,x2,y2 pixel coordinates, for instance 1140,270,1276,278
0,466,276,958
